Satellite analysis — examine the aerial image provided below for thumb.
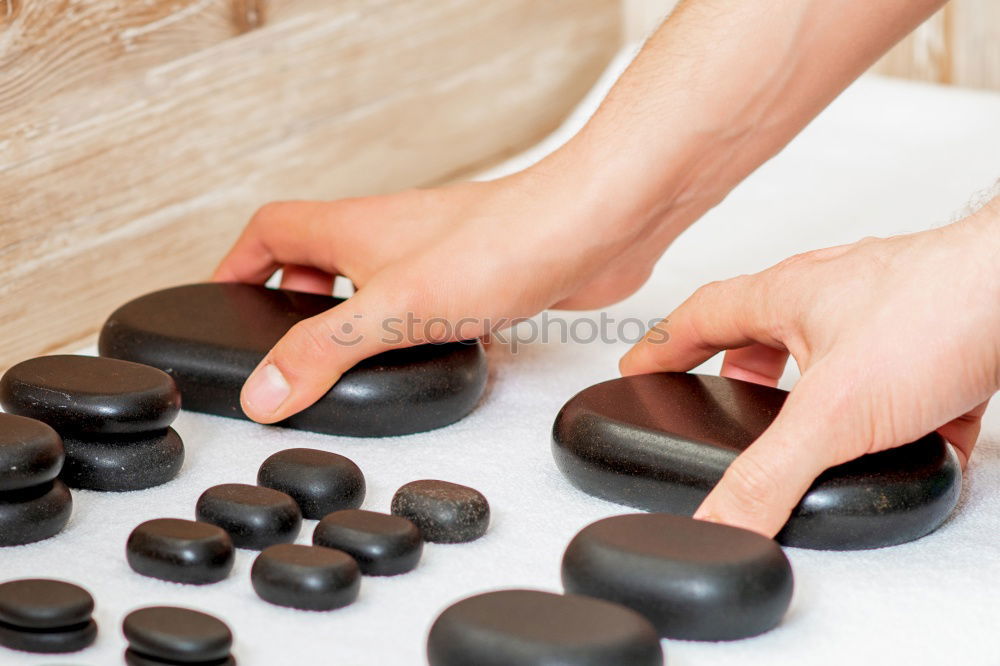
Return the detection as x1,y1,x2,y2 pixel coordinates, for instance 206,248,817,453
240,283,409,423
694,372,850,537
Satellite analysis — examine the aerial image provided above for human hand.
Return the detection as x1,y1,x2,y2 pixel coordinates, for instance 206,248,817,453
620,201,1000,537
213,159,684,424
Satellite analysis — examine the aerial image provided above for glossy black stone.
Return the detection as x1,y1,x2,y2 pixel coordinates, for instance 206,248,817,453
98,282,488,437
0,579,94,629
0,480,72,546
0,619,97,654
257,448,365,520
125,647,237,666
123,606,232,663
313,509,422,576
552,372,962,550
562,513,793,640
251,544,361,611
127,519,235,585
0,414,64,492
427,589,663,666
0,355,180,435
60,428,184,492
391,480,489,543
196,484,301,550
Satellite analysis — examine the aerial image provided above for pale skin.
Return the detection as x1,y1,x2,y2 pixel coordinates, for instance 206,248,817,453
214,0,1000,537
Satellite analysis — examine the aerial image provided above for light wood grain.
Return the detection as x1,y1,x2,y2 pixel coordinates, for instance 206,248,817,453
874,0,1000,90
0,0,621,371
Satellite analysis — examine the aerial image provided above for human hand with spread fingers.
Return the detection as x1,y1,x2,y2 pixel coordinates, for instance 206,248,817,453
620,201,1000,537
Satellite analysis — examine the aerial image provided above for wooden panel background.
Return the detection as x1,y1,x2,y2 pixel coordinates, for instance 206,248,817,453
623,0,1000,91
0,0,621,371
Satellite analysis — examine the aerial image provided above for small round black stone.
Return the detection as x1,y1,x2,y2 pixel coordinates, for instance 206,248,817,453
60,428,184,492
427,589,663,666
0,619,97,654
196,484,301,550
313,509,422,576
391,480,489,543
0,414,64,492
0,480,72,547
251,544,361,611
561,513,793,641
123,606,232,663
257,448,365,520
0,579,94,629
127,519,235,585
125,647,237,665
0,355,181,435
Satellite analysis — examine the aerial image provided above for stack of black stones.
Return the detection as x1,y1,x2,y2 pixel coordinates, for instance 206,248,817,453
125,446,491,614
0,413,71,546
0,355,184,492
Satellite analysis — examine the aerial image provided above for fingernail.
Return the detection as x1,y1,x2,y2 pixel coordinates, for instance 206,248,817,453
243,363,290,417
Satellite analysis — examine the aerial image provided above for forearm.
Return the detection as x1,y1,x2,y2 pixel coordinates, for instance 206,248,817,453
543,0,945,241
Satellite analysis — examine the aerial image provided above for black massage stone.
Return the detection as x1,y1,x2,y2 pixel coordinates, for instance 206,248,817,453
0,619,98,654
562,513,793,640
427,589,664,666
0,480,72,546
123,606,233,664
127,518,235,585
196,484,301,550
251,543,361,611
0,413,64,492
0,355,180,435
60,428,184,491
0,579,97,654
98,282,488,437
125,648,236,666
257,448,365,520
552,372,962,550
0,579,94,629
313,509,422,576
391,479,490,543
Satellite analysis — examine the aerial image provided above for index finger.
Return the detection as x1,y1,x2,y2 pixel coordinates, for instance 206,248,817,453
212,201,337,283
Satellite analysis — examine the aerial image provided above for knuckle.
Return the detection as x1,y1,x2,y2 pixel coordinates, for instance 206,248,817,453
250,201,285,227
282,317,338,365
723,454,781,510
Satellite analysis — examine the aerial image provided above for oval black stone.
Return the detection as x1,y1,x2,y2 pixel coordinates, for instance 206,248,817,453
60,428,184,492
127,519,235,585
124,647,237,665
0,619,97,654
0,480,73,547
313,509,421,576
98,282,488,437
196,484,301,550
562,513,793,640
391,480,489,543
0,579,94,629
257,448,365,520
427,589,663,666
251,544,361,611
0,355,180,435
123,606,232,663
552,372,962,550
0,414,64,492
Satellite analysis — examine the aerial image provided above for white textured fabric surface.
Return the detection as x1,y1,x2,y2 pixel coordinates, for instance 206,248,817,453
3,48,1000,665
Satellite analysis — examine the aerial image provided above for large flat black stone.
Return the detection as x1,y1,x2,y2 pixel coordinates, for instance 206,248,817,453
427,589,663,666
98,283,488,437
552,373,962,550
562,513,793,640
